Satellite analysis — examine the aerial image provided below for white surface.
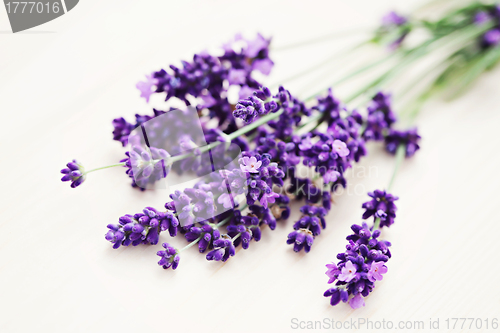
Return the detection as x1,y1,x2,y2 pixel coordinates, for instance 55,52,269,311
1,1,499,332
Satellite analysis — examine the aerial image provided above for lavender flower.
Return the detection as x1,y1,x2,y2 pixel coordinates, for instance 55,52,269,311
483,29,500,47
60,160,86,188
240,156,262,173
185,224,221,253
324,222,391,309
374,11,410,49
382,11,407,26
136,74,158,103
112,118,134,147
233,86,278,123
134,34,273,132
121,146,171,189
157,243,180,270
112,111,163,147
206,234,236,262
362,190,398,228
287,228,314,253
227,224,255,250
384,128,421,157
474,11,491,25
238,152,285,208
362,92,397,141
105,206,179,249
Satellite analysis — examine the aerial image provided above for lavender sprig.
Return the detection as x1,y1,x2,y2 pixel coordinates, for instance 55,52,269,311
324,132,420,308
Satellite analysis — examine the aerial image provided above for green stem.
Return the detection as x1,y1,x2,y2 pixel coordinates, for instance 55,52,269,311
216,203,248,228
269,42,367,89
373,217,381,231
231,233,241,242
271,28,371,52
84,162,126,174
303,52,398,102
387,144,406,192
179,235,202,253
168,110,284,165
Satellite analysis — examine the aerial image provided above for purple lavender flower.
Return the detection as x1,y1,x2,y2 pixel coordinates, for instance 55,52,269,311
248,194,289,231
295,205,327,236
238,152,285,208
382,11,407,26
286,228,314,253
240,156,262,173
233,86,277,123
363,92,397,141
206,234,236,262
378,11,410,49
331,139,350,157
121,146,171,189
312,88,342,126
112,118,134,147
136,74,158,103
482,29,500,47
323,169,340,184
129,33,273,132
337,261,357,282
368,261,388,281
185,224,221,253
384,128,421,157
105,206,179,249
362,190,398,228
60,160,86,188
244,33,271,58
111,110,167,147
299,133,351,181
269,86,311,139
474,11,491,25
227,223,257,250
325,263,339,284
324,222,391,309
170,187,216,228
157,243,180,270
252,58,273,75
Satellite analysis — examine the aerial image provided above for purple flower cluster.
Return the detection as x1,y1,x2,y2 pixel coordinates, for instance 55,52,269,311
185,223,221,253
112,110,163,147
206,234,236,262
362,190,398,228
121,145,171,190
227,218,260,250
362,92,397,141
238,152,285,207
376,11,410,49
234,86,278,123
134,34,273,128
234,86,311,141
384,128,421,157
60,160,86,188
105,206,179,249
475,6,500,47
157,243,180,270
382,11,408,26
324,222,391,309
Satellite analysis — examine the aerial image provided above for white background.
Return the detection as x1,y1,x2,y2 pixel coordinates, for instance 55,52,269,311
1,0,499,332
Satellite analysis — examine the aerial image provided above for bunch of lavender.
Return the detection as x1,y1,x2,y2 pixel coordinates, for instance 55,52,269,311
60,78,418,269
60,2,498,280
